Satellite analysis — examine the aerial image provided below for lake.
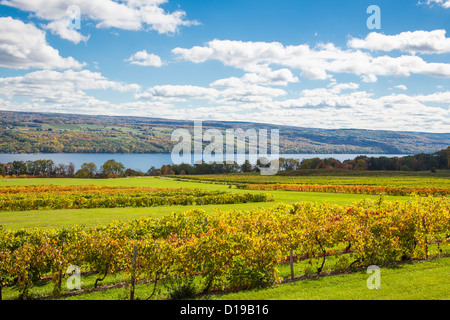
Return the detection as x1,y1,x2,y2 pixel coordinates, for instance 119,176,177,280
0,153,410,172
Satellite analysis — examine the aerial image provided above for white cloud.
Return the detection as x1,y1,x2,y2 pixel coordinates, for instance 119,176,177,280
348,30,450,54
0,96,175,118
416,91,450,103
420,0,450,8
394,85,408,91
185,91,449,132
0,70,140,103
0,17,85,69
136,81,286,105
278,86,373,110
365,55,450,78
2,79,448,132
126,50,163,67
328,82,360,93
218,84,286,104
0,13,447,133
173,39,450,82
211,69,298,88
136,85,219,101
173,39,294,73
1,0,199,43
257,89,449,132
240,69,299,86
361,74,378,83
45,19,90,44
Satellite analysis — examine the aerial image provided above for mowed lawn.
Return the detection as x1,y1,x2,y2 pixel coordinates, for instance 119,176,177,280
0,176,412,230
205,257,450,300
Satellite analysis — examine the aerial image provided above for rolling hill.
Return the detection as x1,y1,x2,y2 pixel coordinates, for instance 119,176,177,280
0,110,448,154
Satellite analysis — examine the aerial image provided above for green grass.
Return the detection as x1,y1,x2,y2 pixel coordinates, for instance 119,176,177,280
2,255,448,300
205,257,450,300
0,177,411,230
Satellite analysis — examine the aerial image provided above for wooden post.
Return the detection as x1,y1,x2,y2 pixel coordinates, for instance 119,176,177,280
130,245,137,300
290,246,294,280
57,237,65,295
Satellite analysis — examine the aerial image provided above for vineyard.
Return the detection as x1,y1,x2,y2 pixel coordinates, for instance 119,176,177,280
0,185,273,211
0,196,448,300
238,184,450,197
169,171,450,189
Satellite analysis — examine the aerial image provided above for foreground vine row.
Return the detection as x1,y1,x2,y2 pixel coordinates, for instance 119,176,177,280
0,196,448,299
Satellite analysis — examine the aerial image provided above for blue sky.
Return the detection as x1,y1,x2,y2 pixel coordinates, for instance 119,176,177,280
0,0,449,132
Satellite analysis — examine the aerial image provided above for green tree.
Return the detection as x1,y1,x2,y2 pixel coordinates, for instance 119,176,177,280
279,158,300,171
100,160,125,177
81,162,97,177
447,146,450,169
240,160,253,173
75,162,97,178
356,158,368,171
160,165,175,175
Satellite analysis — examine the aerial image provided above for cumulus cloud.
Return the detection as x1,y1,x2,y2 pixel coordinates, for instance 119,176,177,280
173,39,297,73
126,50,163,67
218,84,286,104
348,30,450,54
211,68,298,87
135,85,219,101
278,85,372,110
420,0,450,8
136,82,287,104
416,91,450,103
261,89,449,132
328,82,360,93
0,17,85,69
45,19,90,44
0,70,140,103
361,74,378,83
2,75,448,132
159,89,448,132
173,39,450,82
1,0,199,43
0,13,447,133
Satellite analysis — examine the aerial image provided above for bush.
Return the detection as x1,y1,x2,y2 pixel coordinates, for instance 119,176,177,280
166,277,197,300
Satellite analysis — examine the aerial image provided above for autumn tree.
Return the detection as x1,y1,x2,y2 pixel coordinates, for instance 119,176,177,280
447,146,450,169
240,160,254,173
100,160,125,177
75,162,97,178
160,165,175,175
81,162,97,177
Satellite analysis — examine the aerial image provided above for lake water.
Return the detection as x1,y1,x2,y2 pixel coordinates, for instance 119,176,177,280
0,153,410,172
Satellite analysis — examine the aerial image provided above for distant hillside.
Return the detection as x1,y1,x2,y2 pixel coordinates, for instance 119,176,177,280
0,110,448,154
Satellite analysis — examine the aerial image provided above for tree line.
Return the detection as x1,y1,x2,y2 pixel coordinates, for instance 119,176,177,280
292,147,449,172
150,147,449,175
0,147,448,178
0,159,139,179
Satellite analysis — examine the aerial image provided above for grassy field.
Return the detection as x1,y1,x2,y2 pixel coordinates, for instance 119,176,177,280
209,257,450,300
